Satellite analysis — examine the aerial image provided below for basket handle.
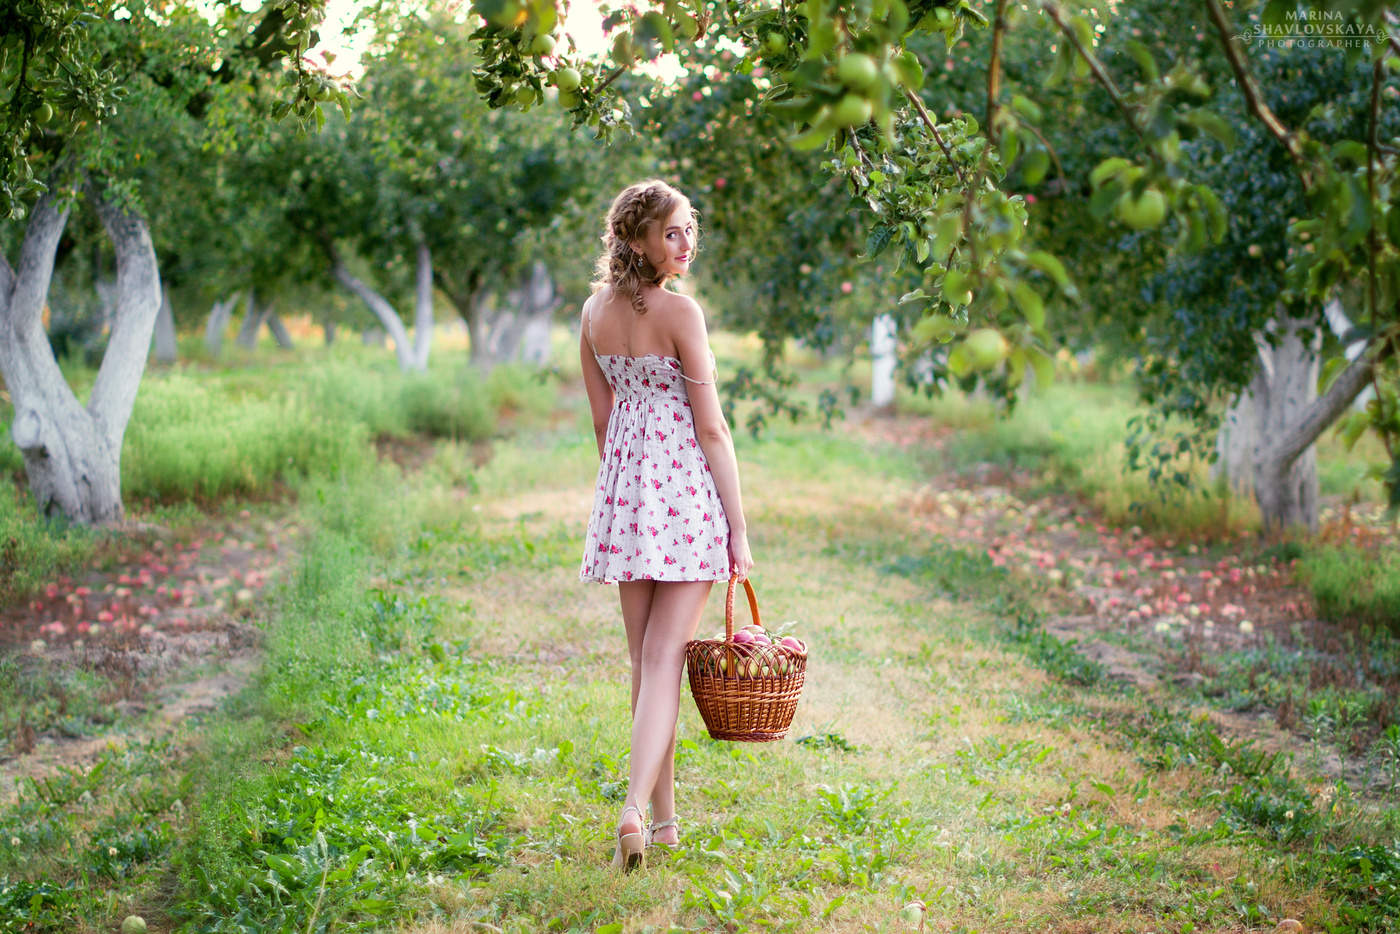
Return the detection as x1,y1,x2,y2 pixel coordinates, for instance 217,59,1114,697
724,576,762,640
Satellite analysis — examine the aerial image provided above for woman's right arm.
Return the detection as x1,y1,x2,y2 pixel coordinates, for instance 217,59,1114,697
669,295,754,581
579,299,613,458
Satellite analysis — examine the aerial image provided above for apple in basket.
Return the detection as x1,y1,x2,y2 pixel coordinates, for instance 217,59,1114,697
779,635,807,655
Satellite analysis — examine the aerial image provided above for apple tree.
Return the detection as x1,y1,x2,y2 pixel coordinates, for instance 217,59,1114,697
463,0,1399,531
0,0,343,523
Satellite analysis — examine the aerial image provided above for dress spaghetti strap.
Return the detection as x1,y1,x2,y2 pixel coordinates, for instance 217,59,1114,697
671,352,718,386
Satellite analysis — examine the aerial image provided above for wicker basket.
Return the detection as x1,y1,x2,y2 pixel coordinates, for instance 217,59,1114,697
685,577,807,742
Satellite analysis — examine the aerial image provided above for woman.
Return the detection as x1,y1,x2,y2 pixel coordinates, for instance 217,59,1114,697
578,179,754,872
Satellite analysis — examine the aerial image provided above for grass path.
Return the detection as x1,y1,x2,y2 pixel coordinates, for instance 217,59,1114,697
376,417,1372,933
5,400,1393,933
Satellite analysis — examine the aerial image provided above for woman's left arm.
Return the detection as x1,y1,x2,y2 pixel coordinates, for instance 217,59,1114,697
579,302,613,458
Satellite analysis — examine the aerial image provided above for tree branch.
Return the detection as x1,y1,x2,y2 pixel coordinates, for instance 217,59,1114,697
1367,57,1381,329
9,194,71,332
1262,340,1379,472
1041,2,1149,150
1203,0,1309,181
87,183,161,447
985,0,1009,144
902,86,969,189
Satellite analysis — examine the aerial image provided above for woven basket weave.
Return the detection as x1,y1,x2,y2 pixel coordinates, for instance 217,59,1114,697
685,577,806,742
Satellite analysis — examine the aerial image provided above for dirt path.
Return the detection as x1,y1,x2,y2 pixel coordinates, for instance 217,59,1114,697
853,409,1398,796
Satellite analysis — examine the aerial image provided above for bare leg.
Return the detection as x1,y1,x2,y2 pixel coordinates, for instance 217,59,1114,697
618,580,711,843
618,580,677,824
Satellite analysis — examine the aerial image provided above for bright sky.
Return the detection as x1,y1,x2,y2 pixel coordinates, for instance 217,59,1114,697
307,1,677,80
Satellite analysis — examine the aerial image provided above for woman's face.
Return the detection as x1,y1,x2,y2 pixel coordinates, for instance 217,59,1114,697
633,201,696,279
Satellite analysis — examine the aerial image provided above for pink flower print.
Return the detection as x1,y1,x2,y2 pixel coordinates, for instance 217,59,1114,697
702,512,712,522
605,495,614,505
664,555,677,565
684,533,695,544
623,571,633,581
673,411,684,422
672,459,683,469
648,526,660,537
686,485,698,496
667,506,680,517
699,560,710,571
687,438,697,449
652,479,663,490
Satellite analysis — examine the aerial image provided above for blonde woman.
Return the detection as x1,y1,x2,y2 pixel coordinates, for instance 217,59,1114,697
578,180,754,871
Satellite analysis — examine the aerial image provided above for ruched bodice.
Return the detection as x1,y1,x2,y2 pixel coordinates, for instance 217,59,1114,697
580,352,731,583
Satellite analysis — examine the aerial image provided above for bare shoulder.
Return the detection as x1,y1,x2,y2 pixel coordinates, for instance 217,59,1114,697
654,289,707,337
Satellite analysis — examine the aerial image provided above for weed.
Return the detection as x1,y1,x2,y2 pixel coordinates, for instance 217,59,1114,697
1302,544,1400,633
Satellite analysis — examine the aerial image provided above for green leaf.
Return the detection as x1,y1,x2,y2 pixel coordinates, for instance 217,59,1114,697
1330,139,1369,168
636,10,674,55
1182,108,1237,148
264,854,303,882
932,212,963,261
1123,39,1159,81
1022,148,1050,186
892,50,924,90
1010,280,1045,329
1090,157,1132,189
1338,409,1371,451
790,122,835,151
1027,346,1054,388
1010,94,1042,123
999,125,1020,170
1025,250,1070,289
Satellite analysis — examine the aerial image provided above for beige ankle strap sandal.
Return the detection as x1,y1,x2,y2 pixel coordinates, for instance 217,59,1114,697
646,816,680,849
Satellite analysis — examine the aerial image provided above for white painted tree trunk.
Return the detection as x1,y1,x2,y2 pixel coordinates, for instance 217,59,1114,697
0,191,161,524
871,314,897,409
235,290,266,349
329,247,424,372
152,284,177,364
264,305,294,349
491,262,557,365
204,294,237,355
412,241,434,369
1214,306,1378,533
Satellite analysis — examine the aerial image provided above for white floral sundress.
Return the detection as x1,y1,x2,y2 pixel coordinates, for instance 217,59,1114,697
580,331,731,583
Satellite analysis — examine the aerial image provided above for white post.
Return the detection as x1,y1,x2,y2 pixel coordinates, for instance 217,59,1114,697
871,314,897,409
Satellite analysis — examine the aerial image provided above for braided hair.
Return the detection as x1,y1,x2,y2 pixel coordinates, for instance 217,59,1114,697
593,179,699,314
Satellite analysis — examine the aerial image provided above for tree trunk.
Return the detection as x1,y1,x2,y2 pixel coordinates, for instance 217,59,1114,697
412,240,434,369
0,190,161,524
235,290,266,349
871,314,897,409
517,261,557,365
436,269,490,366
264,305,294,349
328,247,419,371
204,294,237,355
152,284,178,363
1215,305,1379,533
323,320,337,346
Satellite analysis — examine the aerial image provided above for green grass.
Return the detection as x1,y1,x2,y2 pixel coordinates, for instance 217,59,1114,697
0,482,93,608
1301,544,1400,634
